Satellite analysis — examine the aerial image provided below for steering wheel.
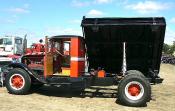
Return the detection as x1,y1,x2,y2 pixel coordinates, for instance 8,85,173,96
55,49,64,56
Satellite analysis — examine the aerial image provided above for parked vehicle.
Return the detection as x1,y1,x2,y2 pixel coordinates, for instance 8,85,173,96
0,36,26,62
25,39,45,55
3,17,166,107
161,55,175,65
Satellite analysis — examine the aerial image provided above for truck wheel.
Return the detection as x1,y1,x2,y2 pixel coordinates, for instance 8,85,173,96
117,73,151,107
5,68,31,95
126,70,143,76
126,70,151,102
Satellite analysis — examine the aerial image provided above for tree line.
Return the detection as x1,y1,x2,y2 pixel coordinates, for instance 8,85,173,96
162,41,175,56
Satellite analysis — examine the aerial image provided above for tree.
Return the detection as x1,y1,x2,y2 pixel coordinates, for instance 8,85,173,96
170,41,175,55
162,42,175,55
162,43,170,54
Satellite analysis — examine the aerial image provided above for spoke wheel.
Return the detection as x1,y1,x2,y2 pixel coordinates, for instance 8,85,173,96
5,68,31,95
10,74,25,90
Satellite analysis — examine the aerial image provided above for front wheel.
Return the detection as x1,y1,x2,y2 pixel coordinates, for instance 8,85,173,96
117,72,151,107
5,68,31,95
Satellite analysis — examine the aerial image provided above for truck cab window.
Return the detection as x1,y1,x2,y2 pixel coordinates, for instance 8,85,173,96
4,38,12,45
64,42,70,55
15,39,22,44
55,42,60,50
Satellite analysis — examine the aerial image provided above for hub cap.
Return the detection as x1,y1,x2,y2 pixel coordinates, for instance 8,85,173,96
125,81,144,100
9,74,25,90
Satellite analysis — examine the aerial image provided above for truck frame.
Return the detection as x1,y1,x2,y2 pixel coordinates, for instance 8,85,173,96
2,17,166,107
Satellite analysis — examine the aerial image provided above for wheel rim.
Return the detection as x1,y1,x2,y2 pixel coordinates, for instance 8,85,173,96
9,74,25,90
125,81,144,101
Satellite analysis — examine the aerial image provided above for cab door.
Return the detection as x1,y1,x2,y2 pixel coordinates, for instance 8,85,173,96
44,37,53,77
70,37,85,77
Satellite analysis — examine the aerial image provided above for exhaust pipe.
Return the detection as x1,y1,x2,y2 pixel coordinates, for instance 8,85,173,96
23,34,27,54
122,42,127,75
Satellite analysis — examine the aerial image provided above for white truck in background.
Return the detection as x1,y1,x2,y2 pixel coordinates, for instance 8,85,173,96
0,35,27,86
0,36,26,63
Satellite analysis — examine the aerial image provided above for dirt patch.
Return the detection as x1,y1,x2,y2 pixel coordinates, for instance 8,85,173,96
0,64,175,111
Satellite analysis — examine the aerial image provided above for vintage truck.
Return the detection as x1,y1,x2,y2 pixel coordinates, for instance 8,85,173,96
2,17,166,107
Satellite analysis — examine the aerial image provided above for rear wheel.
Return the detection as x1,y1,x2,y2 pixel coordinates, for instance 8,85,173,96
5,68,31,95
126,70,144,77
117,72,151,107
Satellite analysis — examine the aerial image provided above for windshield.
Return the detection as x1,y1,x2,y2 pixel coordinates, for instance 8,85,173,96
15,38,22,44
0,38,12,45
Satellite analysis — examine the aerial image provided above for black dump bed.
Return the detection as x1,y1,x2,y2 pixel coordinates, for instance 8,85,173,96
81,17,166,75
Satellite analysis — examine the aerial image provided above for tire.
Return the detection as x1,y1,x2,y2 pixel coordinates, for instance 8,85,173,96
5,68,31,95
117,72,151,107
126,70,151,102
126,70,144,76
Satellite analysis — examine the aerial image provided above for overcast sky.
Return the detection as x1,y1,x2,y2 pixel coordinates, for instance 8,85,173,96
0,0,175,46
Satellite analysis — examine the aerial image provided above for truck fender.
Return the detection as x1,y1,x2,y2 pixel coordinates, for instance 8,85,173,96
8,63,46,83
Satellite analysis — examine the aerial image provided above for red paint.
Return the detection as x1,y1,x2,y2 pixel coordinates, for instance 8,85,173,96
98,70,105,78
26,43,45,55
7,54,21,59
70,38,85,77
128,84,141,96
11,75,24,89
